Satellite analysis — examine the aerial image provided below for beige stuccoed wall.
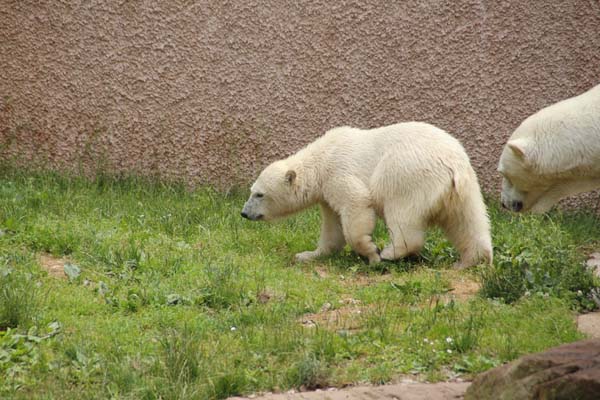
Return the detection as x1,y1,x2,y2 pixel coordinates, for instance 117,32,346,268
1,1,600,199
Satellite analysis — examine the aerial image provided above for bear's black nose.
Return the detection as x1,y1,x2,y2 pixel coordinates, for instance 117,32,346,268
241,212,249,219
512,201,523,212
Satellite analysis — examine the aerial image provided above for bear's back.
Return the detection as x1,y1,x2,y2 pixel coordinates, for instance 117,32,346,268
320,122,464,155
304,122,471,186
510,84,600,175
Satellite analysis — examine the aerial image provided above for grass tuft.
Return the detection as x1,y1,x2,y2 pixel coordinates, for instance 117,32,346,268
160,327,204,385
479,203,600,310
285,354,330,390
0,258,42,331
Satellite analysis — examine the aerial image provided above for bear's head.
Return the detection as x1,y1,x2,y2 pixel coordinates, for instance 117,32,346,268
241,160,303,221
498,138,554,213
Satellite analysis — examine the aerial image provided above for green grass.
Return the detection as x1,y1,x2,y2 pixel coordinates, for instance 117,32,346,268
0,253,42,331
0,165,599,399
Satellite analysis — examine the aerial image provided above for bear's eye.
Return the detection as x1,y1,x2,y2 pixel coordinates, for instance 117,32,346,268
255,193,264,198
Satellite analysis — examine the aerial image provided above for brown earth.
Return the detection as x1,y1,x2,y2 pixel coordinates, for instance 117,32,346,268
38,253,68,279
229,381,470,400
441,271,480,302
299,296,366,331
578,311,600,340
578,253,600,339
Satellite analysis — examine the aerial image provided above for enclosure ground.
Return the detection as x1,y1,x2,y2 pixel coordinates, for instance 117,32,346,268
1,167,599,399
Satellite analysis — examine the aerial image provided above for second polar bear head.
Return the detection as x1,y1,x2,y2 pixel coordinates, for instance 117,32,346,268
241,160,304,221
498,138,552,213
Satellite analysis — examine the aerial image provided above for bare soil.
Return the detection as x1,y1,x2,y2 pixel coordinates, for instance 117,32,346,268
442,272,480,302
577,313,600,339
229,381,470,400
578,253,600,339
299,296,366,331
39,253,68,279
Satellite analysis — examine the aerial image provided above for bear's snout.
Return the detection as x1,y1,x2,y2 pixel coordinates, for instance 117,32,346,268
512,200,523,212
501,200,523,212
240,209,264,221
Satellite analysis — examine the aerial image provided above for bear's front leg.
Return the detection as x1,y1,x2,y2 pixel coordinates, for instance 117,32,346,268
294,203,346,263
340,206,381,265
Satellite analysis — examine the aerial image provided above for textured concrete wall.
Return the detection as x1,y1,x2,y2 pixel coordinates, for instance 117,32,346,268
1,1,600,196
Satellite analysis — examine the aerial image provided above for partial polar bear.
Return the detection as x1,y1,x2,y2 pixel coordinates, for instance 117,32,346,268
241,122,492,268
498,84,600,213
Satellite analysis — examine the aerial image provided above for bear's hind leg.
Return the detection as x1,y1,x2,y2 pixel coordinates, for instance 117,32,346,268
440,205,492,269
381,205,426,261
340,206,381,265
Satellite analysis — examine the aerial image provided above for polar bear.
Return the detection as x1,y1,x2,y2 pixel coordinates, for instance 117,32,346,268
241,122,492,268
498,84,600,213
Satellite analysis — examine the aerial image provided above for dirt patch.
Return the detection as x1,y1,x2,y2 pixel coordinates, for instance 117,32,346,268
229,380,470,400
312,265,394,287
300,297,366,332
39,253,68,279
444,273,480,302
302,269,480,332
578,312,600,339
335,270,396,289
313,266,330,279
345,273,394,287
336,268,478,302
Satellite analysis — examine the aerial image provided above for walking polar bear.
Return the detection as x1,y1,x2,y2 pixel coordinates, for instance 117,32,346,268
498,84,600,213
241,122,492,268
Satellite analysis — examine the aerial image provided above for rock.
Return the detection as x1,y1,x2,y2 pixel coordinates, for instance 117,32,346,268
586,253,600,278
465,339,600,400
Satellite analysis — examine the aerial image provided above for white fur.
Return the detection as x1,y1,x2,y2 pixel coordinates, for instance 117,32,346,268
242,122,492,268
498,84,600,213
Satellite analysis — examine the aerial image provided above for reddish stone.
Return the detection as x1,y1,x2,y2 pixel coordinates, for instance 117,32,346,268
465,339,600,400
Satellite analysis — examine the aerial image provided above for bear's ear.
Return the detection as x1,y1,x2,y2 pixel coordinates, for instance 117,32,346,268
507,138,529,161
285,169,296,185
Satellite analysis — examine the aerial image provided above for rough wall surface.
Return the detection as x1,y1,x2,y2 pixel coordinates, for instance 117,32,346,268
1,1,600,198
